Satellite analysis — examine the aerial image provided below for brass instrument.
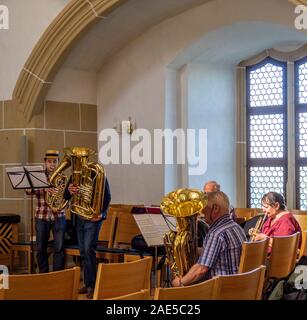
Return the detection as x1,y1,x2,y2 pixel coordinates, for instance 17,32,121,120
49,147,106,220
160,188,208,279
45,170,69,212
250,213,267,241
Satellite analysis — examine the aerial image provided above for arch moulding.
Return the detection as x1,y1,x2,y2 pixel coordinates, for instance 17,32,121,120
13,0,127,121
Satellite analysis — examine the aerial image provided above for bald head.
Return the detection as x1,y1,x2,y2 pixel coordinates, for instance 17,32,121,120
203,191,230,225
204,181,220,193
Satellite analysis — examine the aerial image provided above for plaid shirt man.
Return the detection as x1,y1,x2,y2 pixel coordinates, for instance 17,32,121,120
26,171,65,221
198,214,246,278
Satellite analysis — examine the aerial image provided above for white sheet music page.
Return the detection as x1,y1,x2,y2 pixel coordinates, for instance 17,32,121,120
24,165,48,188
133,209,177,247
5,166,30,188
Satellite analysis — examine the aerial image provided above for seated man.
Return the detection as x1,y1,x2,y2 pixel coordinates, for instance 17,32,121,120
204,180,236,221
172,191,247,286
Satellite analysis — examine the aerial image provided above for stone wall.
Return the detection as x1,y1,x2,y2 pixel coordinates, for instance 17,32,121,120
0,100,97,241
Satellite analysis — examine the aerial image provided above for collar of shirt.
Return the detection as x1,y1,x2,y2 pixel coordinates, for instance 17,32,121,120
208,214,230,230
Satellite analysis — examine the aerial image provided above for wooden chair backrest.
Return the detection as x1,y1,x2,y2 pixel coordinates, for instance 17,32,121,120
238,238,269,273
154,278,216,300
293,212,307,255
267,232,300,279
93,256,152,300
113,207,141,248
98,207,118,247
235,208,262,220
212,265,266,300
106,289,151,300
5,267,80,300
0,289,6,300
300,230,307,257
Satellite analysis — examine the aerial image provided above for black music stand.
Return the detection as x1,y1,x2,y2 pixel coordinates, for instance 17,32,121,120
6,166,51,273
131,206,176,288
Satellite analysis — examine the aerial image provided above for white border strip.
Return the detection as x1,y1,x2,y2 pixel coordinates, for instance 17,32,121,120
23,68,52,84
85,0,107,19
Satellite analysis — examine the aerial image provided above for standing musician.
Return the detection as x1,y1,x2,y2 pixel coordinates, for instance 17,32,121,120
64,175,111,299
250,192,302,252
25,150,66,273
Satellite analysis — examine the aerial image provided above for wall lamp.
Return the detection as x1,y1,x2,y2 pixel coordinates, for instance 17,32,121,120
113,116,136,135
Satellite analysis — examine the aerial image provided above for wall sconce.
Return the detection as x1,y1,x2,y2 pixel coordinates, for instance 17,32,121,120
113,117,136,135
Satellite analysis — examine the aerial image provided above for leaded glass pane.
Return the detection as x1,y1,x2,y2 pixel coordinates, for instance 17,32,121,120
298,62,307,104
249,167,284,208
299,167,307,210
299,112,307,158
249,63,284,107
249,114,283,158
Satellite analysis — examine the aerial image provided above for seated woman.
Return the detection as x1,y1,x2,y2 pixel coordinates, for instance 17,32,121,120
253,192,302,252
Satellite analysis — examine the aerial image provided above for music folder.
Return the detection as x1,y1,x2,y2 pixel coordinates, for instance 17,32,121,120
5,165,50,190
131,206,176,247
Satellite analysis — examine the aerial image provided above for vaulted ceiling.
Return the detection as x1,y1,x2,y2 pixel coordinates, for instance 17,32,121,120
62,0,212,72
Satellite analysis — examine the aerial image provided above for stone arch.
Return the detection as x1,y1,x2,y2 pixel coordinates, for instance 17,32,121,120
12,0,126,121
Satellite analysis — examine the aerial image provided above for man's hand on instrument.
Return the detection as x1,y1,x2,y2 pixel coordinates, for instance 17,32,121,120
68,183,79,195
172,276,181,287
46,187,57,194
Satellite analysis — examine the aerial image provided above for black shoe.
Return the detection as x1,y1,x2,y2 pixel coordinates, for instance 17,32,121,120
78,286,87,294
86,287,94,299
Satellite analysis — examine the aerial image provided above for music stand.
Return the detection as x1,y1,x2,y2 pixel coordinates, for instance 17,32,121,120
6,166,51,273
131,206,176,288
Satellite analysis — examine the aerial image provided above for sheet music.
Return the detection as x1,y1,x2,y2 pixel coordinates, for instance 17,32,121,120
5,165,49,189
6,167,31,188
133,213,177,247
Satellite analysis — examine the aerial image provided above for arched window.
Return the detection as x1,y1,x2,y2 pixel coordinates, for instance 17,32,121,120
295,56,307,209
246,58,287,208
238,45,307,209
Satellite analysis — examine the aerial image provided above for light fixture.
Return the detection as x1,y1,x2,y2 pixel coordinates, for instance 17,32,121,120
113,117,136,135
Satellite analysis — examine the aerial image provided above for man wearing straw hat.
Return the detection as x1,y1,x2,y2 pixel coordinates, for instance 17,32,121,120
25,149,66,273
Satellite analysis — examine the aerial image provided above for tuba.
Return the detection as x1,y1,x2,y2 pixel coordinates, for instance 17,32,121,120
45,155,69,212
160,188,208,279
49,147,106,220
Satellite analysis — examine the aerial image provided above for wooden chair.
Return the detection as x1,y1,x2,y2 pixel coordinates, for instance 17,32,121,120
0,289,6,300
93,256,152,300
97,208,118,248
10,242,33,274
292,212,307,256
235,208,262,221
106,289,151,300
154,278,216,300
266,232,300,279
96,206,142,263
238,238,269,273
5,267,80,300
212,265,266,300
124,253,164,288
64,207,118,265
300,230,307,257
113,207,141,249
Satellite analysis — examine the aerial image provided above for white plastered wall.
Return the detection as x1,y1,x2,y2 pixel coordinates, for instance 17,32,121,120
0,0,96,104
96,0,307,205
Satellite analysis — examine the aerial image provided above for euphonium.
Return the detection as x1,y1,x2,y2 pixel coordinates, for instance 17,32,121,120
46,156,70,212
49,147,106,220
160,188,208,279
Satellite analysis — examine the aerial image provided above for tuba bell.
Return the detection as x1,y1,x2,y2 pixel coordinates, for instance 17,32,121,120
49,147,106,220
45,155,70,212
160,188,208,279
